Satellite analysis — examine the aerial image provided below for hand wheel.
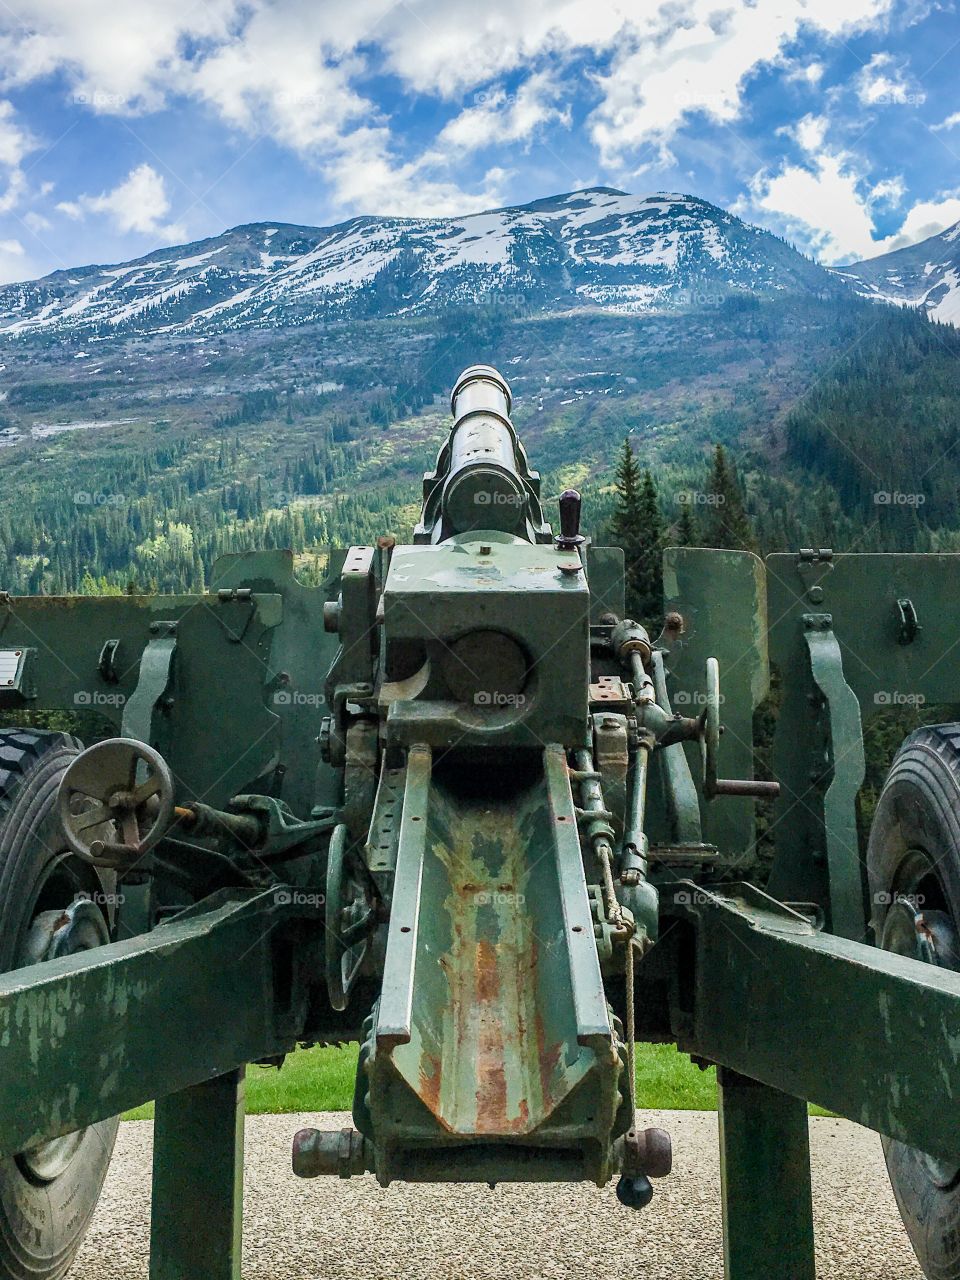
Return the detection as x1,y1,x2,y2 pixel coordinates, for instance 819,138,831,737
57,738,175,869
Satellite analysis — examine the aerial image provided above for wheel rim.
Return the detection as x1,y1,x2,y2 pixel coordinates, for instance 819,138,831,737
881,850,960,1190
14,889,110,1185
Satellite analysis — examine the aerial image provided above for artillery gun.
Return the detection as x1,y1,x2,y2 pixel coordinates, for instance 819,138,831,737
0,363,959,1278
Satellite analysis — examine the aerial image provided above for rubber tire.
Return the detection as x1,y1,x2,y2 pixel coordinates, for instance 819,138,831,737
867,723,960,1280
0,730,119,1280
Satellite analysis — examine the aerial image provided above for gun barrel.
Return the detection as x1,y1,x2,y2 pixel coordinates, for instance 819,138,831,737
441,364,527,536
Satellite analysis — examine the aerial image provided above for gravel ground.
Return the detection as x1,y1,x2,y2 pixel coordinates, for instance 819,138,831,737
73,1111,923,1279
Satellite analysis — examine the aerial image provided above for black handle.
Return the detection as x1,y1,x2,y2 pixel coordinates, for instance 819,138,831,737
556,489,584,548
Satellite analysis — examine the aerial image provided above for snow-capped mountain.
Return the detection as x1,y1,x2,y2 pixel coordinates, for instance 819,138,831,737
0,189,838,338
837,221,960,326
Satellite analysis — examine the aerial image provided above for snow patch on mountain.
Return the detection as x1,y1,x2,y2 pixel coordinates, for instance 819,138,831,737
0,188,839,338
838,220,960,327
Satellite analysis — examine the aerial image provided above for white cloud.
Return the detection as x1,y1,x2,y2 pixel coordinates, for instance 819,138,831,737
589,0,891,168
0,236,27,283
870,176,905,206
751,153,878,262
871,196,960,253
57,164,185,241
437,72,571,154
855,51,924,106
786,60,826,85
23,210,52,232
0,1,239,111
0,0,900,220
779,113,829,154
933,111,960,132
748,147,960,263
323,126,510,217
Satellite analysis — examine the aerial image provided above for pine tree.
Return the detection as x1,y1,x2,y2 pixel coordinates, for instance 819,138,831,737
672,503,696,547
634,469,664,621
702,445,756,551
610,438,643,614
609,441,664,621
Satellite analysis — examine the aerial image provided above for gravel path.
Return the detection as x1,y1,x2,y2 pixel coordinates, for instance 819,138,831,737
73,1111,922,1279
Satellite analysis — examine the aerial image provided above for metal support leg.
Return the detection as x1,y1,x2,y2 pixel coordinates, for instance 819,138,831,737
150,1068,246,1280
717,1068,815,1280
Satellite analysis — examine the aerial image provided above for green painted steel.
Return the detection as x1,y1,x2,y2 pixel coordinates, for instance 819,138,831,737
3,366,960,1279
0,892,293,1152
675,884,960,1160
718,1069,816,1280
801,614,867,939
150,1070,246,1280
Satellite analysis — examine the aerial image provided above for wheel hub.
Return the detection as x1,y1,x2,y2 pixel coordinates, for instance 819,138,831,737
882,895,960,1189
16,897,109,1184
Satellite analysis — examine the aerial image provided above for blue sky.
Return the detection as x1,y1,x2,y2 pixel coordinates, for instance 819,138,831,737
0,0,958,282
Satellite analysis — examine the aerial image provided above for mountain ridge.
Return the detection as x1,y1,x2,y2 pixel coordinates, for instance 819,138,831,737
837,220,960,326
0,187,838,339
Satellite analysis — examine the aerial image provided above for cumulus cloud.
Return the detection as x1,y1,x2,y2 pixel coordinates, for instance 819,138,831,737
0,236,27,283
871,196,960,253
933,111,960,131
589,0,891,168
0,0,900,219
855,52,924,106
748,146,960,264
750,153,879,262
437,72,571,155
57,164,185,241
779,113,829,154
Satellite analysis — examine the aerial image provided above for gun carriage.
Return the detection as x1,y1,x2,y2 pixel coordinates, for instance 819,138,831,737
0,365,958,1278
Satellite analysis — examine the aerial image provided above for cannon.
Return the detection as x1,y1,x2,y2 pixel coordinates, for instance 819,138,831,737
0,362,959,1278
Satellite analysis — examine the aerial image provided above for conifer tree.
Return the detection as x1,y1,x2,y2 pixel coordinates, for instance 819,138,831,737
610,440,664,621
702,445,756,550
634,469,664,621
